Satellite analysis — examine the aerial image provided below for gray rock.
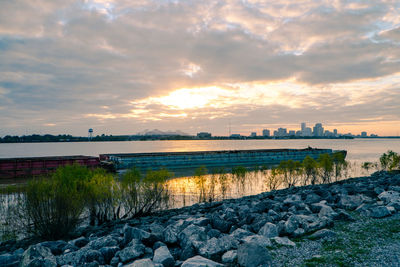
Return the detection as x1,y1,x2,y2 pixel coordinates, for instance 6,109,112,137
293,228,305,237
309,229,337,240
305,193,321,204
229,228,253,240
153,246,174,267
180,244,196,261
39,240,67,256
124,226,157,246
178,224,207,248
21,244,57,267
181,255,223,267
118,243,145,263
370,206,392,218
69,236,89,248
88,236,118,250
318,205,338,219
222,250,237,264
283,194,301,204
378,191,400,204
163,224,179,245
258,222,278,238
198,235,239,261
99,246,119,264
272,237,296,247
337,194,365,210
0,253,20,267
334,210,356,221
237,241,272,267
81,249,105,265
241,235,272,247
211,214,233,233
208,228,222,239
125,258,155,267
185,217,210,226
387,201,400,211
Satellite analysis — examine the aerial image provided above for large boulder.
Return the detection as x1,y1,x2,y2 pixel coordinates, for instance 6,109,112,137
229,228,253,240
378,191,400,204
237,241,272,267
181,255,223,267
258,222,278,238
337,194,365,210
153,246,174,267
370,206,392,218
211,214,234,233
222,250,238,264
21,244,57,267
118,242,145,263
178,224,207,248
124,226,158,246
125,258,155,267
0,253,21,267
198,235,239,261
87,235,118,250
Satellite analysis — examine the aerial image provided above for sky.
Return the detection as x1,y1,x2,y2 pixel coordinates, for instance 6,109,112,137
0,0,400,137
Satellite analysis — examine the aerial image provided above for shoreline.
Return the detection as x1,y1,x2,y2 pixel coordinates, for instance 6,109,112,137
2,170,400,266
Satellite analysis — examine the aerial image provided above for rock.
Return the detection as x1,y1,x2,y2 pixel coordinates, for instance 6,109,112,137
153,246,174,267
81,249,105,265
370,206,392,218
198,235,239,261
125,258,155,267
333,210,355,221
163,224,179,245
118,242,145,263
242,235,272,247
178,224,207,248
153,241,166,250
69,236,89,248
229,228,253,240
211,214,233,233
337,194,365,210
387,201,400,211
237,241,272,267
258,222,278,238
284,215,302,235
309,229,337,240
21,244,57,267
179,244,196,261
283,194,301,204
318,205,338,219
88,236,118,250
0,253,20,267
99,246,119,264
305,193,321,204
124,226,157,246
222,250,237,264
186,217,210,226
181,255,223,267
208,229,222,239
378,191,400,204
293,228,305,237
272,237,296,247
39,240,67,256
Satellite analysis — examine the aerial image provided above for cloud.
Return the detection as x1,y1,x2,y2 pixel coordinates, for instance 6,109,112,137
0,0,399,136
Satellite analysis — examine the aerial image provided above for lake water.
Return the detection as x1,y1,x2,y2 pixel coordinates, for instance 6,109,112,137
1,139,399,208
1,138,399,162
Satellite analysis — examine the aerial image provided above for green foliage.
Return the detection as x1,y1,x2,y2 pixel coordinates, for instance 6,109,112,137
217,168,230,199
278,160,302,188
24,164,90,239
380,150,400,171
332,152,349,182
318,153,334,183
121,168,172,218
361,161,377,173
265,168,282,191
302,156,319,185
194,166,208,202
232,166,247,193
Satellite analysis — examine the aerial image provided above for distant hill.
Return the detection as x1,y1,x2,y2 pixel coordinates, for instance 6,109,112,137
136,129,190,136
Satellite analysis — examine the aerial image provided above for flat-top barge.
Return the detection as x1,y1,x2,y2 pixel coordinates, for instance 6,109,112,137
0,148,346,179
100,147,345,172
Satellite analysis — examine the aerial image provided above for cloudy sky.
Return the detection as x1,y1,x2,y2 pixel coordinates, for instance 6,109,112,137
1,0,400,137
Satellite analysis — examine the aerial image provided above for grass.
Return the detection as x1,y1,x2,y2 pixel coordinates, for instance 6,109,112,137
299,213,400,267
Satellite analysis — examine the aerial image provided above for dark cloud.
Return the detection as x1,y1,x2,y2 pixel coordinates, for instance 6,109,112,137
0,0,399,136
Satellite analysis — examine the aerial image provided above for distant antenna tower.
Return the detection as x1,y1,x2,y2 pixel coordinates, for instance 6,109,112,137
88,128,93,141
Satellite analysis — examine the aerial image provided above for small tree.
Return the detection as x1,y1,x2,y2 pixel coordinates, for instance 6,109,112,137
318,154,333,184
302,156,319,185
264,168,282,191
380,150,400,171
332,152,348,182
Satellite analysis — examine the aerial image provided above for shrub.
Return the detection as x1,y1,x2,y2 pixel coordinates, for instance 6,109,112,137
302,156,319,185
380,150,400,171
194,166,208,202
318,154,333,184
24,164,90,239
121,168,172,218
264,168,282,191
332,152,349,182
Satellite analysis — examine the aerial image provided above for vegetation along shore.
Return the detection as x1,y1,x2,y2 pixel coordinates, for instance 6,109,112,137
0,151,399,266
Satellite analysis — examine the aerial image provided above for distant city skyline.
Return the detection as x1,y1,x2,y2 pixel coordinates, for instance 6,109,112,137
1,1,400,137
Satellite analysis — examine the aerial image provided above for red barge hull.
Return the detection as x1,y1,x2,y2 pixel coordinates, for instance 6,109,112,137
0,155,100,179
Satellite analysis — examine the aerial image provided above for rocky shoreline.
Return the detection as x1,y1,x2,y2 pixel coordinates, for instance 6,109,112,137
2,170,400,267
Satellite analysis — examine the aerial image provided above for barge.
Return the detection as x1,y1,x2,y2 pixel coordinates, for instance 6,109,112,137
0,155,100,179
100,147,345,172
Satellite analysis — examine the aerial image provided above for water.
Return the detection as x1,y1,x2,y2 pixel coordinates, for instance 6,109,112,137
1,139,399,208
1,138,399,162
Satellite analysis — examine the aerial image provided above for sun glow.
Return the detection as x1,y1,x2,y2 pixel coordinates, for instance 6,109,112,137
152,86,230,110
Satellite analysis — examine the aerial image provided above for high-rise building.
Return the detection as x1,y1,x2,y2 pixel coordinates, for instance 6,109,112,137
301,122,306,132
250,132,257,137
313,123,324,136
361,131,367,137
262,129,270,137
333,129,338,136
289,130,295,136
275,128,287,137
